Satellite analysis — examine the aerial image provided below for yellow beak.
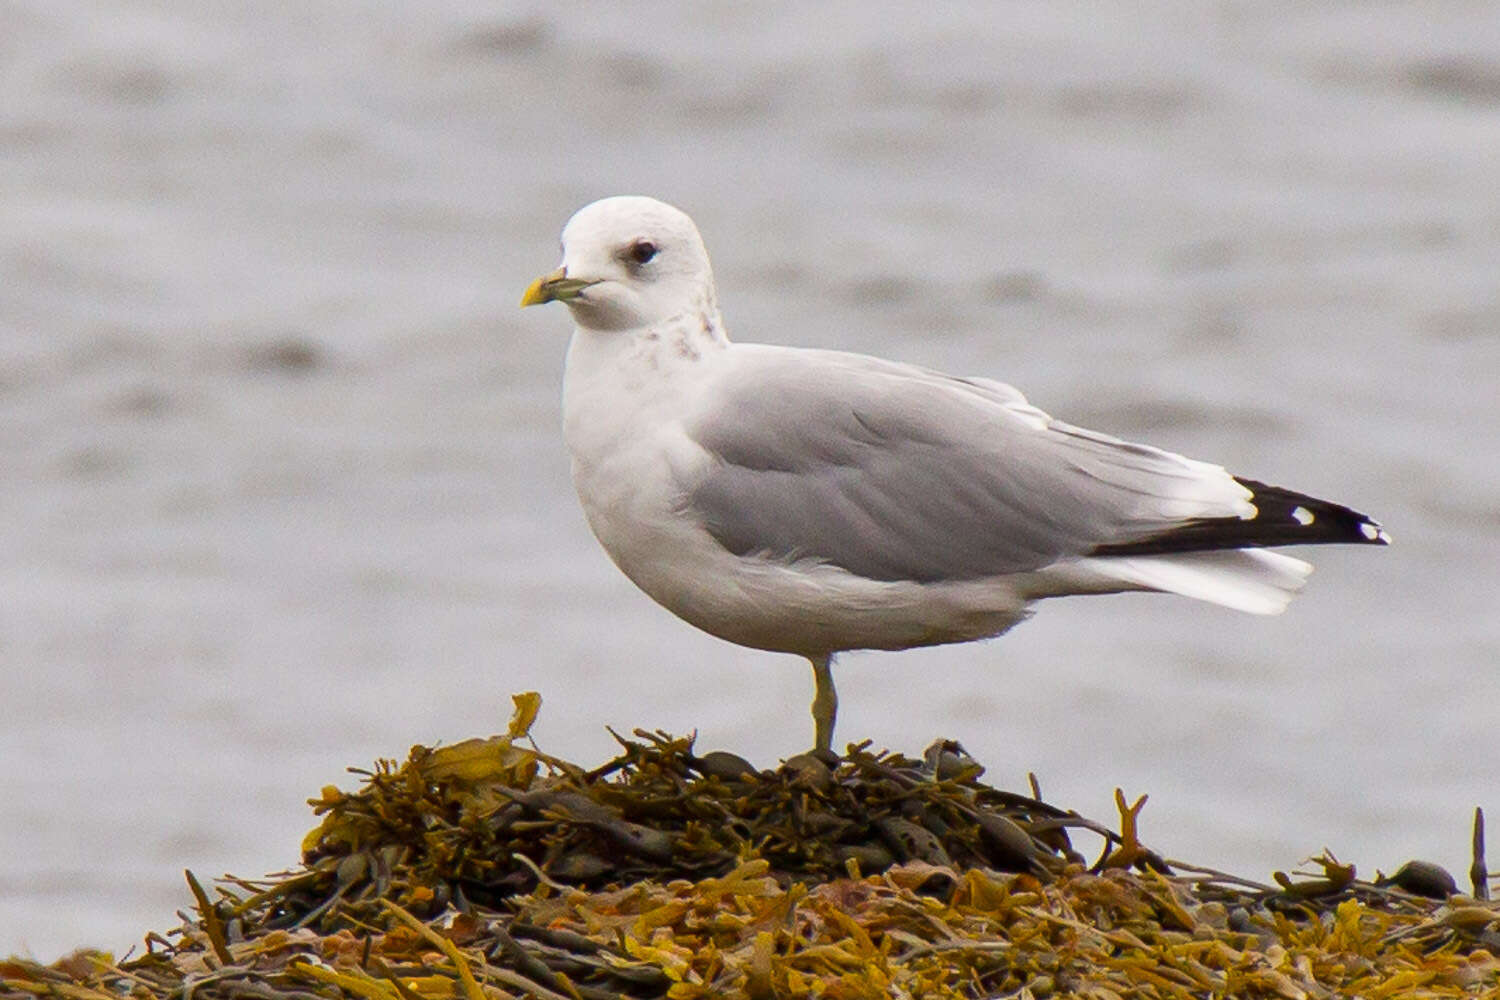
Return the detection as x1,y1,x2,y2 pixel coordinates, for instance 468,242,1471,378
520,267,597,308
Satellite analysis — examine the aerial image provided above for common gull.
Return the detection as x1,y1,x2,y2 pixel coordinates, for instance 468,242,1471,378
521,196,1388,752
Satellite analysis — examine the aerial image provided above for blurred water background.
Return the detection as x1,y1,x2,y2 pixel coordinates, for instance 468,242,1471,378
3,1,1498,959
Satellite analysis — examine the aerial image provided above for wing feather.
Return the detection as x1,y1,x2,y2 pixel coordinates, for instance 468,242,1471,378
687,347,1259,582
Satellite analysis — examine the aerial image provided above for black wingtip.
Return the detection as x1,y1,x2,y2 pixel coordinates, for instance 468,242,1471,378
1091,477,1389,557
1234,477,1391,547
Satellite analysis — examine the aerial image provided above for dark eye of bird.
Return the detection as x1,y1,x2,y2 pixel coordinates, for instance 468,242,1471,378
628,240,658,265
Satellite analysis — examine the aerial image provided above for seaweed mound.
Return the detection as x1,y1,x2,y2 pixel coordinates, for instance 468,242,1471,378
4,695,1497,999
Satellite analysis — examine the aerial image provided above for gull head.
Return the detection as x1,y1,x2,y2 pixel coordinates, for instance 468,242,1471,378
521,196,716,333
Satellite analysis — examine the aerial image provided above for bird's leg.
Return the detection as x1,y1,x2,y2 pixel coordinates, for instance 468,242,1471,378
808,653,837,753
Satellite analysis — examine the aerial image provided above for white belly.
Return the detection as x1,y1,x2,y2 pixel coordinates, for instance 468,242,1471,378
569,434,1033,656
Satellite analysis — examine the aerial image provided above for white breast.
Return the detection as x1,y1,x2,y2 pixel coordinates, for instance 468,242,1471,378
562,322,723,594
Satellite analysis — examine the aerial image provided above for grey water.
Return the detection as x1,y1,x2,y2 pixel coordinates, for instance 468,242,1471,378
3,1,1498,959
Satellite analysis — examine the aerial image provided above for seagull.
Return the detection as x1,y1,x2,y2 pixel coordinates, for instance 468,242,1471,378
521,196,1388,753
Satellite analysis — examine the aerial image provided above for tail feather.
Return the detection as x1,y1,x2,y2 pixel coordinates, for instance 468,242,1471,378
1063,548,1314,615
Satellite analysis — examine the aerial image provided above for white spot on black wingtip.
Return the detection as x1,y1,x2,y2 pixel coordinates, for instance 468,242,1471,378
1361,522,1392,544
1291,506,1315,526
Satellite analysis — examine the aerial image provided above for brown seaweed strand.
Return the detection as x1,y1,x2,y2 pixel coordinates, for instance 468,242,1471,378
182,871,233,966
1473,806,1489,901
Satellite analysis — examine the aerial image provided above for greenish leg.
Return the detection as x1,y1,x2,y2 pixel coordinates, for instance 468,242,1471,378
809,653,837,753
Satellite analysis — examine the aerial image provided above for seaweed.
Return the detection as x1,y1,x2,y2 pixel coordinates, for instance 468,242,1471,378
5,694,1497,999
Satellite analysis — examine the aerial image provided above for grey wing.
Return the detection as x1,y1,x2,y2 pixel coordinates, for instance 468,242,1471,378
685,348,1253,583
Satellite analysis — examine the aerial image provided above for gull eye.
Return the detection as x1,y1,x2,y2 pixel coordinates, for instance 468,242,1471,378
627,240,658,265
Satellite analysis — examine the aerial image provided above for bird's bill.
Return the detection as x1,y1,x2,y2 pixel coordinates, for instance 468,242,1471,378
520,267,597,307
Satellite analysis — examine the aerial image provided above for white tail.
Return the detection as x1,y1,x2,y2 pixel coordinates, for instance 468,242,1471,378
1034,548,1314,615
1083,548,1313,615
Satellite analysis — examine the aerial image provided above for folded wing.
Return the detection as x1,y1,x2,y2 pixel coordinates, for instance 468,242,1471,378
686,347,1385,593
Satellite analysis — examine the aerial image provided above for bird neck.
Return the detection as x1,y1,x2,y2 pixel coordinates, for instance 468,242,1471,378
653,301,729,362
568,300,728,379
562,302,728,443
